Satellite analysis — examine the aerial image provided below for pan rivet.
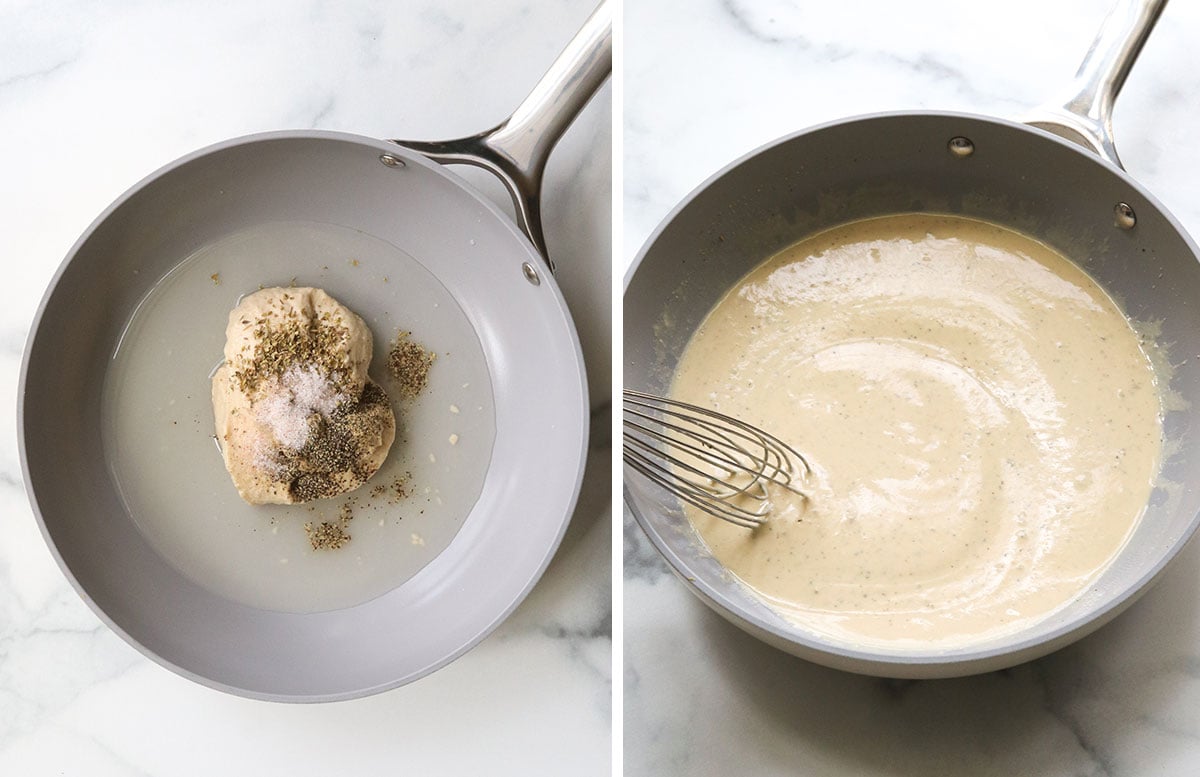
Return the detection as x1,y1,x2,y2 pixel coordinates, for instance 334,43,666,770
521,262,541,286
948,136,974,158
1114,202,1137,230
379,153,406,168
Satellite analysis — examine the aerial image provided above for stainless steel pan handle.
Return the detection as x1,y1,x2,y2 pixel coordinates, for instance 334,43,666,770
1026,0,1167,169
391,1,613,271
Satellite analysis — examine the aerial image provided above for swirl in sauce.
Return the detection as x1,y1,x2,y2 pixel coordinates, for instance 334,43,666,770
671,214,1162,650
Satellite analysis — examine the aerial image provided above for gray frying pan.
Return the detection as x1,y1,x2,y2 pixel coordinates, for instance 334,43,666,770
19,4,610,700
625,0,1200,678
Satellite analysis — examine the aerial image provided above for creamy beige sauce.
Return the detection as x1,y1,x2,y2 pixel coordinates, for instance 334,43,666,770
671,214,1162,650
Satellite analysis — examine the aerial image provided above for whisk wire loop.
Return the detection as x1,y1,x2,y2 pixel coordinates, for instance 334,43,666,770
622,390,809,529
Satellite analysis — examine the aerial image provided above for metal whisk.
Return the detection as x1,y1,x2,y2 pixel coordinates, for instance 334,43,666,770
623,389,810,528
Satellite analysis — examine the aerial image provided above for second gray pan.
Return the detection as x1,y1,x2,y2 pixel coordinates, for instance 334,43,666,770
20,131,589,701
623,111,1200,677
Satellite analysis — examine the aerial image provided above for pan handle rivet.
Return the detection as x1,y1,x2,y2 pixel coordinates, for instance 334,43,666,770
948,136,975,158
379,153,406,168
1114,202,1137,230
521,262,541,286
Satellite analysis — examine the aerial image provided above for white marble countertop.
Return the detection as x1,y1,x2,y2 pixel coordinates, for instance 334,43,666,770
1,1,610,774
624,0,1200,774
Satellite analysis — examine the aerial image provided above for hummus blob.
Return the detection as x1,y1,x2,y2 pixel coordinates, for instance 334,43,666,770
671,214,1162,650
212,287,395,504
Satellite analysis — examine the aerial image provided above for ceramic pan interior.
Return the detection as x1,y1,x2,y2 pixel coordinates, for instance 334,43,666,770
21,131,588,701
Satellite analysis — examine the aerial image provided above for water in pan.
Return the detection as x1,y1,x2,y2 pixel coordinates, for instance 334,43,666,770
101,220,497,613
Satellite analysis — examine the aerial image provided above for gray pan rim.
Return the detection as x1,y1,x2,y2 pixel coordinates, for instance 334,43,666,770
622,108,1200,673
19,129,590,701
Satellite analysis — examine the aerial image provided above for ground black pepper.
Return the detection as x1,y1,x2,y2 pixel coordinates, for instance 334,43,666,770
387,331,435,398
304,518,351,550
279,382,393,502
